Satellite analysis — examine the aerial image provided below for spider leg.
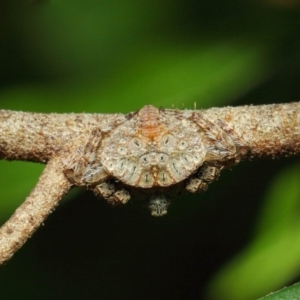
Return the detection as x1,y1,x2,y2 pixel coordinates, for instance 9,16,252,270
186,165,221,193
148,194,169,216
94,182,130,205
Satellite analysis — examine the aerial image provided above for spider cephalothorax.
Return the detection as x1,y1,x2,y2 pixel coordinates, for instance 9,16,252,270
63,105,247,216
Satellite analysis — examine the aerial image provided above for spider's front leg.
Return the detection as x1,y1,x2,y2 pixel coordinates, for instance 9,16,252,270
185,114,249,194
63,128,131,205
192,114,248,162
63,128,111,187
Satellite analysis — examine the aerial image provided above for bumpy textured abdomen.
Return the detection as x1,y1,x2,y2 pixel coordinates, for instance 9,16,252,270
100,106,206,188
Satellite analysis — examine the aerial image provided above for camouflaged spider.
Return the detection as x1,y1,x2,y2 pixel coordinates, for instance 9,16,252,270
64,105,247,216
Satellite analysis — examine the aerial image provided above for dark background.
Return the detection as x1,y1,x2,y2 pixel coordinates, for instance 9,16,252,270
0,1,300,299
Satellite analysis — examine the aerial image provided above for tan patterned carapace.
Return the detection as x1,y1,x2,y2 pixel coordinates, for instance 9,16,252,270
64,105,247,216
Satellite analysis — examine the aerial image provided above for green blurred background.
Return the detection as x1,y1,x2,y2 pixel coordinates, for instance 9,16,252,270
0,1,300,299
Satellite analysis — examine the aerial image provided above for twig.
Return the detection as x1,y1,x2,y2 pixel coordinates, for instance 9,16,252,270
0,102,299,264
1,103,299,162
0,158,70,265
200,102,300,157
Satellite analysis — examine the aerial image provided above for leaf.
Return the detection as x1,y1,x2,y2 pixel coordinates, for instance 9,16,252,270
205,162,300,300
258,282,300,300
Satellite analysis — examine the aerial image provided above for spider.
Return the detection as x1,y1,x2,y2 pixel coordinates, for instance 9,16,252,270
64,105,247,216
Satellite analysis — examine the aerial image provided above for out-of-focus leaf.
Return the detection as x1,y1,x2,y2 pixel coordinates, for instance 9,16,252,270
0,38,270,113
0,161,44,221
86,39,270,112
258,282,300,300
205,162,300,300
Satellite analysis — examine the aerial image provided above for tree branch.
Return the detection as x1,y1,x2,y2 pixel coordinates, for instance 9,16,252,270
0,102,299,265
1,102,299,162
0,110,126,162
200,102,300,157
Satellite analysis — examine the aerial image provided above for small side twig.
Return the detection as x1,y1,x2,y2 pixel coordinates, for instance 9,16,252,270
0,158,70,265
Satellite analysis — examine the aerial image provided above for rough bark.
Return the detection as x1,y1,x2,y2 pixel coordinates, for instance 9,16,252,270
0,158,70,265
0,102,299,162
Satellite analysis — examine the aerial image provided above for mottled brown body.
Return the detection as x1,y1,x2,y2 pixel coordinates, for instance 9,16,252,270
64,105,248,216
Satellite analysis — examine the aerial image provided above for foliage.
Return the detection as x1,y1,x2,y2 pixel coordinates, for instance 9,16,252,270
259,282,300,300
